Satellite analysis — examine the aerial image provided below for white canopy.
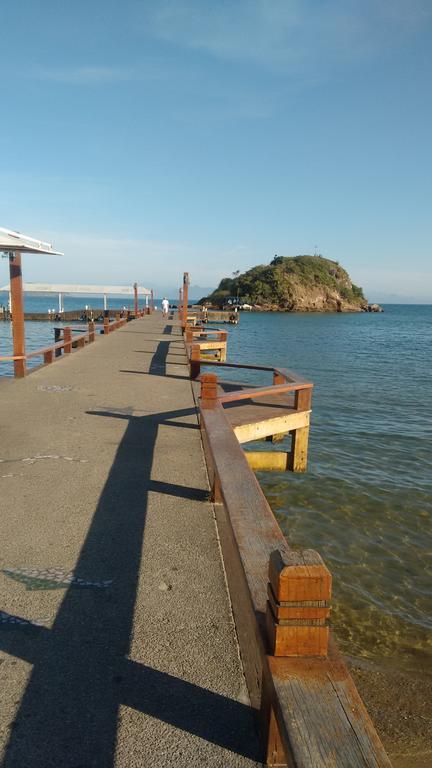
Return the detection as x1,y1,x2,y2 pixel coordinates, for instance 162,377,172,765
0,227,63,255
0,282,151,296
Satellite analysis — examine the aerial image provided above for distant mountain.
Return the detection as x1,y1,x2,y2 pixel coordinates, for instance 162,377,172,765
154,285,215,300
204,255,368,312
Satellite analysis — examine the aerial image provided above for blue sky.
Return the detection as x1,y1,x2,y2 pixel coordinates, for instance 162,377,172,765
1,0,431,300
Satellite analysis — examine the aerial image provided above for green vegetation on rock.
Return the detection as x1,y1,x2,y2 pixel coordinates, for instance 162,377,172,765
204,255,367,312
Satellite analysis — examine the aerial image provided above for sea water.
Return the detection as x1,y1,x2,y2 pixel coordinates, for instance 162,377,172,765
219,306,432,675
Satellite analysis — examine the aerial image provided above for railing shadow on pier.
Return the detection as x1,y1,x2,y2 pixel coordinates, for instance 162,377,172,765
0,397,260,766
121,339,192,381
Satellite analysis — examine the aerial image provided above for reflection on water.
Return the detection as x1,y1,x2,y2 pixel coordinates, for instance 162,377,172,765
224,306,432,675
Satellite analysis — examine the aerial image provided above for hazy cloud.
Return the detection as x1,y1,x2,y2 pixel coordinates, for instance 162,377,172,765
141,0,432,73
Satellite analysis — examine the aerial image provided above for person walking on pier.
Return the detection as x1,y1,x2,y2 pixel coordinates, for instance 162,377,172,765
162,297,169,317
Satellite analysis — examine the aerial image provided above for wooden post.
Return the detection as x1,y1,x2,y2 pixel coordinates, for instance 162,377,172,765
265,549,331,658
103,316,110,335
44,349,54,365
290,387,312,472
88,320,95,343
273,371,285,385
133,282,138,318
294,387,312,412
200,373,218,408
77,336,85,349
190,343,201,380
182,272,189,332
54,327,62,357
63,327,72,354
9,253,26,377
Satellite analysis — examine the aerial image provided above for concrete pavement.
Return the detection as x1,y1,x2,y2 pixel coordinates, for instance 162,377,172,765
0,314,262,767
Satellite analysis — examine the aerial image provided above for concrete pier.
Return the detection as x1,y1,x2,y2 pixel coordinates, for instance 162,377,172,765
0,315,261,767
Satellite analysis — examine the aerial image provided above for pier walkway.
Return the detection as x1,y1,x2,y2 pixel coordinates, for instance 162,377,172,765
0,314,261,767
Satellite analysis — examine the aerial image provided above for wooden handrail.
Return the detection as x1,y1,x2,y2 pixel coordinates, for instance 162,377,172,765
218,381,313,404
191,329,392,765
1,313,130,376
25,334,88,359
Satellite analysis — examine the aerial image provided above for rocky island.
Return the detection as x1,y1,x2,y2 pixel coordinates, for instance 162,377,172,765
203,255,382,312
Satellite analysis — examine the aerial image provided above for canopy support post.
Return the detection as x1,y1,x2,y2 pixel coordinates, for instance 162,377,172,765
134,282,138,317
9,252,26,378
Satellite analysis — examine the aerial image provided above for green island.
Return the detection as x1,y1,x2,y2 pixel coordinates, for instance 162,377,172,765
203,254,382,312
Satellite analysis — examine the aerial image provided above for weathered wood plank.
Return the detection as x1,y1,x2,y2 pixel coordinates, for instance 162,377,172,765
269,641,393,768
290,426,310,472
246,451,291,472
232,411,310,444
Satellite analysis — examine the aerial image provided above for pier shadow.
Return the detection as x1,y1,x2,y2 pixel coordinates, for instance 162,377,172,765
0,400,260,767
121,337,190,381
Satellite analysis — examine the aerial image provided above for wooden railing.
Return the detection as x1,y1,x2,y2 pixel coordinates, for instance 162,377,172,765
182,319,391,766
0,313,131,375
185,326,228,365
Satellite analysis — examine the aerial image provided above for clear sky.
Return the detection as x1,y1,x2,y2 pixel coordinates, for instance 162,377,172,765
1,1,431,301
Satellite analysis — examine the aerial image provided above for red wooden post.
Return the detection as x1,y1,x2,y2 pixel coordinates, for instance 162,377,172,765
273,370,286,385
9,252,26,377
190,343,201,380
294,387,312,411
182,272,189,332
200,373,218,408
88,320,95,343
63,327,72,353
178,287,183,324
44,349,54,365
134,282,138,318
103,317,110,335
265,549,331,657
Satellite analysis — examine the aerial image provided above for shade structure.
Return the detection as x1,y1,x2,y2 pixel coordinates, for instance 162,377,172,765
0,282,151,296
0,226,63,255
1,226,63,378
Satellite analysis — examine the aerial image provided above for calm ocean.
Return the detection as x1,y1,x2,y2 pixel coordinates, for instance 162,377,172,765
1,301,431,675
207,305,432,675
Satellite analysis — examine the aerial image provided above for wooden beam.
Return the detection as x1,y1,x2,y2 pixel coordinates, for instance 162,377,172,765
290,426,310,472
9,253,26,377
233,410,310,444
245,451,291,472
